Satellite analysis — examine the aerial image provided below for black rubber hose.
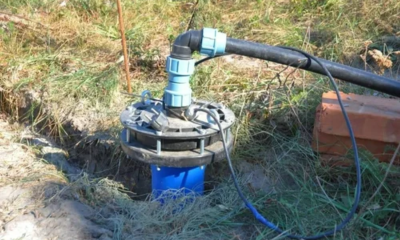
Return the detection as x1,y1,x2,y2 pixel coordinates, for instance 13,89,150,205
225,38,400,97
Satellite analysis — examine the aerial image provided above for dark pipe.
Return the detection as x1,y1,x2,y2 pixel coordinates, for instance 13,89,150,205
225,38,400,97
171,30,202,60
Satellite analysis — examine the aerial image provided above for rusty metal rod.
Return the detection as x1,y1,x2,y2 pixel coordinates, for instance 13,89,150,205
116,0,131,93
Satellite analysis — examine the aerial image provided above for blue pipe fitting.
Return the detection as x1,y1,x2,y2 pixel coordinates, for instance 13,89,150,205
164,57,195,107
200,28,227,57
164,28,227,108
151,165,206,199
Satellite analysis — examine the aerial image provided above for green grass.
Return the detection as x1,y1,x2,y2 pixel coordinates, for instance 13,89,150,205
66,130,400,239
0,0,400,239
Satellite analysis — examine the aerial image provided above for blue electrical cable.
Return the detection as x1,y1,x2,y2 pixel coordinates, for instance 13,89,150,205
194,46,361,239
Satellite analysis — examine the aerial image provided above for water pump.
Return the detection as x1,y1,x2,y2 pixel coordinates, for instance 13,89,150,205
119,28,400,239
120,29,233,198
119,91,235,198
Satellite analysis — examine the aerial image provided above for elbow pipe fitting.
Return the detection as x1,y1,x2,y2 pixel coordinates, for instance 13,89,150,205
170,30,202,60
164,30,202,108
170,28,227,59
164,28,227,108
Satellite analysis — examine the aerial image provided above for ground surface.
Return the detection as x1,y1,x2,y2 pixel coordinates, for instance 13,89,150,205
0,116,113,240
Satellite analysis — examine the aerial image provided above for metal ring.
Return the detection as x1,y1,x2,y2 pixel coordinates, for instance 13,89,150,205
141,90,152,105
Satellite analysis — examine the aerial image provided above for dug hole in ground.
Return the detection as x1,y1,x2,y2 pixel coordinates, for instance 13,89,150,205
0,108,273,240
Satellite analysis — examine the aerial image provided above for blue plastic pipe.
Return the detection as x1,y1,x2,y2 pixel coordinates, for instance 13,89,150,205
151,165,206,200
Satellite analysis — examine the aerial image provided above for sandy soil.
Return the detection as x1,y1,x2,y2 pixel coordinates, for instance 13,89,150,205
0,116,113,240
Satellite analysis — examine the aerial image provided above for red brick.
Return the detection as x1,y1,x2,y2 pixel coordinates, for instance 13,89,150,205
312,91,400,165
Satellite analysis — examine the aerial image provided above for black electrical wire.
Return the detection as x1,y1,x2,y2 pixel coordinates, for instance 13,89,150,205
195,53,231,66
194,46,361,240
